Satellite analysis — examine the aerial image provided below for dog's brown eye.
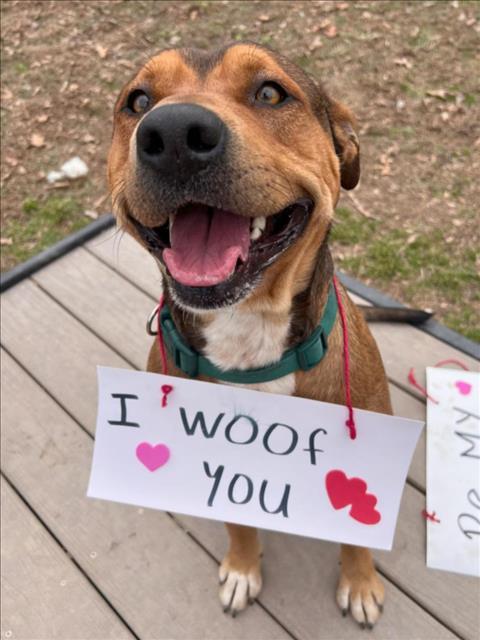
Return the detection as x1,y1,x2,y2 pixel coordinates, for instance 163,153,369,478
255,82,287,106
126,90,150,115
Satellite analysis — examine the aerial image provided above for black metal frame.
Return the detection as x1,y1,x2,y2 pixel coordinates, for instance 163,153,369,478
0,215,115,293
1,214,478,359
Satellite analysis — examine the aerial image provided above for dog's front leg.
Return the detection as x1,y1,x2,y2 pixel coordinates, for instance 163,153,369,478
337,544,385,628
219,523,263,616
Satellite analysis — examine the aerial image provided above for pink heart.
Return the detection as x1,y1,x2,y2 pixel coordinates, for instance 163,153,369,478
136,442,170,472
455,380,472,395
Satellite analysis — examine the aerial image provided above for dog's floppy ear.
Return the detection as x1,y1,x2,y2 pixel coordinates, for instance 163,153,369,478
327,99,360,190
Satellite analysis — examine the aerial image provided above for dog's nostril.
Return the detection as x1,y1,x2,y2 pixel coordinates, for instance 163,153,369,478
187,125,219,153
144,130,165,156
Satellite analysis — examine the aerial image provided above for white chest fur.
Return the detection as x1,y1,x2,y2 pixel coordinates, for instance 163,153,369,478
201,309,296,395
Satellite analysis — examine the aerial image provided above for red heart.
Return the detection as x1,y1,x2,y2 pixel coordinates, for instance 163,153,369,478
325,470,381,526
325,470,367,509
349,492,381,525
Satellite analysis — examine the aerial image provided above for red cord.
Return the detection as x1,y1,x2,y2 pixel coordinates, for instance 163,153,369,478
434,358,469,371
333,277,357,440
422,509,441,523
408,368,439,404
407,357,470,401
157,295,174,407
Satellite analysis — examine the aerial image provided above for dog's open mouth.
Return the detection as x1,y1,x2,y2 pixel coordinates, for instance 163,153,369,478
128,198,313,306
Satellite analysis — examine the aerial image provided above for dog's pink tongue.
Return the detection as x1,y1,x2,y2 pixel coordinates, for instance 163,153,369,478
163,205,250,287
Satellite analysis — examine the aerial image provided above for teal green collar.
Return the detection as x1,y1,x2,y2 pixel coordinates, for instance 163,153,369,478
159,283,337,384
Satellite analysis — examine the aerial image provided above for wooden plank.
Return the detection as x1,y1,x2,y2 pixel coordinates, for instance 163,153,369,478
34,247,153,371
0,279,130,430
89,231,479,394
87,229,161,299
175,509,460,640
0,479,133,640
367,321,478,396
348,293,478,395
173,476,479,640
1,351,454,640
390,385,425,491
33,248,430,491
1,351,290,640
377,484,480,640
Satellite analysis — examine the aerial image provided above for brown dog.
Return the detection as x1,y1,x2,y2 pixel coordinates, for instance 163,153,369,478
108,43,391,628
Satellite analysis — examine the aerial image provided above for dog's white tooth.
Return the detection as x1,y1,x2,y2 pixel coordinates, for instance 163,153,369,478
169,214,174,233
250,227,262,241
253,216,266,230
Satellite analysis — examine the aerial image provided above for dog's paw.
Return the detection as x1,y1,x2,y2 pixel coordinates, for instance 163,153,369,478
336,567,385,629
218,555,262,617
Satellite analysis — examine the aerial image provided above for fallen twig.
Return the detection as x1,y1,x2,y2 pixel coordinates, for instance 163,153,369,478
344,191,379,220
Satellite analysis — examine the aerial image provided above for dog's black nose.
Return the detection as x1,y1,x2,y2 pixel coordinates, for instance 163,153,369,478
136,103,226,176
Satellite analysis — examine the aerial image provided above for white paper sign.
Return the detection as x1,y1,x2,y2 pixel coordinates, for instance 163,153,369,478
88,366,423,550
426,367,480,577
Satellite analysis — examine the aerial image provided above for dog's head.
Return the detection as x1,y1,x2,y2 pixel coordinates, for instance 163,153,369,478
108,43,359,312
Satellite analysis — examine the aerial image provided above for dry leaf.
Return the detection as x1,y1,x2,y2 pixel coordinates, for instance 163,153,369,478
47,181,69,189
318,19,331,29
83,209,99,220
2,87,13,101
323,24,337,38
95,44,108,59
30,132,45,147
426,89,448,100
258,14,271,22
0,237,13,246
36,113,49,123
394,57,413,69
94,193,108,208
379,153,392,176
309,36,323,51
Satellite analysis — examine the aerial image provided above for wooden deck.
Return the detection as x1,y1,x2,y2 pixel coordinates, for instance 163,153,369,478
1,229,479,640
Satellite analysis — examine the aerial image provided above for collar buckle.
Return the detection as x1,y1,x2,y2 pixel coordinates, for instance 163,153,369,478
296,325,328,371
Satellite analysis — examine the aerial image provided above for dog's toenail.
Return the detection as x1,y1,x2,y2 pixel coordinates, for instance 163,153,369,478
341,608,348,617
359,622,366,630
378,604,384,613
248,598,255,605
366,623,374,630
223,606,229,614
231,610,237,618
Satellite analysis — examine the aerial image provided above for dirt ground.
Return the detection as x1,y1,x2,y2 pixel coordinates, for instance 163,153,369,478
1,0,479,340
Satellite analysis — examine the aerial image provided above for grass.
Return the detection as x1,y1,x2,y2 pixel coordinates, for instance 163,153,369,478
331,207,480,342
2,196,89,265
